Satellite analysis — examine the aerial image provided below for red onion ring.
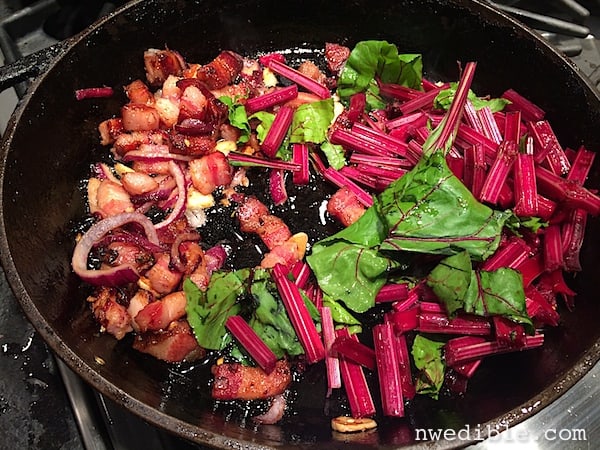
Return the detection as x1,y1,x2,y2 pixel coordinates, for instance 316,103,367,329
72,212,159,286
252,394,287,424
121,150,194,162
155,161,187,230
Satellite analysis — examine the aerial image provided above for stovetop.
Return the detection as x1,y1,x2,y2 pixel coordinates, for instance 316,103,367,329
1,1,600,449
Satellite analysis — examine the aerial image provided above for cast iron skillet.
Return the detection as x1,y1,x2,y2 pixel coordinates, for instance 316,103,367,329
1,0,600,448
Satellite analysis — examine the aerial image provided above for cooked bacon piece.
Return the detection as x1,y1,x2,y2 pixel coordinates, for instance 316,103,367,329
113,130,171,156
237,196,270,233
236,196,293,251
127,289,152,331
211,360,292,401
87,287,133,340
121,103,161,131
260,233,307,268
324,42,350,75
327,186,366,226
132,159,172,175
170,133,216,156
124,79,154,105
90,179,134,217
284,92,322,109
98,118,124,146
133,320,204,362
102,241,154,273
121,171,159,196
297,60,327,85
178,85,208,121
154,97,180,128
178,241,205,275
189,151,233,194
144,48,187,86
142,254,183,295
134,291,187,332
253,393,287,424
193,50,243,90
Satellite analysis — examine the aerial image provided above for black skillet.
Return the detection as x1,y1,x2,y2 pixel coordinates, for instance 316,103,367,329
1,0,600,448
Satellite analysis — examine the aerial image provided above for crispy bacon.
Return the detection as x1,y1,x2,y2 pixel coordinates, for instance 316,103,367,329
324,42,350,75
327,186,367,226
113,130,171,156
132,319,204,362
89,179,134,217
193,50,243,90
121,103,161,131
121,171,159,196
142,254,183,295
144,48,187,86
98,118,124,145
124,79,155,105
189,151,233,194
87,287,133,340
170,133,216,156
211,360,292,401
297,60,327,85
101,241,154,273
134,291,187,332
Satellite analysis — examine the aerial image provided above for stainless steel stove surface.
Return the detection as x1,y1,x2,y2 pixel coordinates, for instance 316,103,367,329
1,1,599,449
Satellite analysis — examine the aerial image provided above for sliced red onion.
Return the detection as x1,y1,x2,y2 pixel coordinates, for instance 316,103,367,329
72,212,159,286
174,118,215,135
252,394,287,424
269,169,288,206
122,148,194,162
96,230,165,253
205,244,227,273
155,161,187,230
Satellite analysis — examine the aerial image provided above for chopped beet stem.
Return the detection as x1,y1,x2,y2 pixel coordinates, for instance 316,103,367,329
267,60,331,99
320,306,342,396
373,323,404,417
513,136,539,217
272,264,325,364
479,140,518,204
225,315,278,373
245,85,298,115
261,105,294,158
502,89,545,122
75,86,114,100
227,152,300,171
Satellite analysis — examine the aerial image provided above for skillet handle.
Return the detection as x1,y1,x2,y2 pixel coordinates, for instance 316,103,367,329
0,40,70,95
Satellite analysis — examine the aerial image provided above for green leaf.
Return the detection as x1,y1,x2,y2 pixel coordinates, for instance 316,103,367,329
411,335,445,399
426,251,533,330
433,84,510,113
184,271,246,350
378,152,511,260
249,110,275,144
337,40,423,109
247,269,304,358
320,141,346,170
322,295,362,329
290,99,334,144
219,95,251,143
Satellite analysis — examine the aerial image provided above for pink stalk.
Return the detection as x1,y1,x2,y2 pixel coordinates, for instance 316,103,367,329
452,360,481,378
267,60,331,99
463,144,487,199
347,92,367,122
392,285,421,312
378,81,421,101
373,323,404,417
501,89,545,122
349,153,413,169
543,224,564,272
337,329,376,418
445,334,545,367
291,261,311,289
354,164,406,182
525,285,560,327
399,88,443,115
464,100,484,133
75,86,114,100
375,283,410,303
536,194,558,221
529,120,571,175
386,307,419,334
352,122,409,156
292,143,310,184
386,110,428,131
405,141,424,165
272,264,325,364
503,110,522,143
479,140,518,204
536,166,600,216
339,166,381,191
457,125,499,164
493,316,526,347
227,152,300,171
245,85,298,114
517,253,545,287
566,146,596,184
332,334,376,371
261,105,294,158
481,236,531,271
418,311,492,336
330,128,395,157
320,306,342,396
322,167,373,207
422,78,439,91
394,333,416,400
225,315,277,373
477,106,503,144
562,208,587,272
269,169,288,205
513,136,539,217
